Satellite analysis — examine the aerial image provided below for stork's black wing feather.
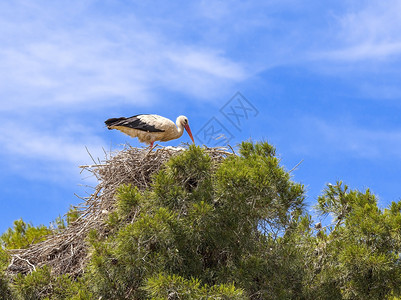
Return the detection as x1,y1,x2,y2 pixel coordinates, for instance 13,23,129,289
105,115,164,132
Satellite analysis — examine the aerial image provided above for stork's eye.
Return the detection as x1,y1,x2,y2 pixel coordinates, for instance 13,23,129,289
183,119,188,124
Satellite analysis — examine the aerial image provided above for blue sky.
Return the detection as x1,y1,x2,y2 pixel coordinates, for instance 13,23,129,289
1,0,401,233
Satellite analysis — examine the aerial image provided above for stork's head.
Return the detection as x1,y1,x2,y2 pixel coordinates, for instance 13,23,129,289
177,115,195,144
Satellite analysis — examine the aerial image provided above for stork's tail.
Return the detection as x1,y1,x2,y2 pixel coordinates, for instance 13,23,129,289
105,117,127,129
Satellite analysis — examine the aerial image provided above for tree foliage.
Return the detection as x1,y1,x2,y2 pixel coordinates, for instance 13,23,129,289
309,182,401,299
0,219,51,250
1,142,401,299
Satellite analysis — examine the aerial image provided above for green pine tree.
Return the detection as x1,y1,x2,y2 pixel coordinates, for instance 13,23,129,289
85,142,306,299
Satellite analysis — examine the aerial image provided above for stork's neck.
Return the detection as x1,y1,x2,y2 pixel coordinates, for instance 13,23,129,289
175,120,185,138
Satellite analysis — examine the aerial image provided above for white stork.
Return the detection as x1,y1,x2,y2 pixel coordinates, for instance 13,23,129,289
105,114,195,148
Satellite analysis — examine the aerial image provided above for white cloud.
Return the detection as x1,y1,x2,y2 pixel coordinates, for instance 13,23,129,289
0,1,249,112
167,49,245,80
322,42,401,61
317,1,401,61
0,119,106,182
7,132,99,165
304,118,401,159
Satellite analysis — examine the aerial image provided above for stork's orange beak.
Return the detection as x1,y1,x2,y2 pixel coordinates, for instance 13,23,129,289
184,124,195,144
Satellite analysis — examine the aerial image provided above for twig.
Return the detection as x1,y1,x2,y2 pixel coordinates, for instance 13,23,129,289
12,254,36,272
79,164,107,169
227,144,237,155
289,159,304,173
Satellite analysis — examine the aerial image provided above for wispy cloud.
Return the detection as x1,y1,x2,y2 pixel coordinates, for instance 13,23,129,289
0,125,100,164
321,43,401,61
301,118,401,159
0,1,249,113
316,1,401,61
0,118,106,182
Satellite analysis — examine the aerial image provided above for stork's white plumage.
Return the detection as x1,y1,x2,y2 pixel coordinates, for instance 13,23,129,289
105,114,195,147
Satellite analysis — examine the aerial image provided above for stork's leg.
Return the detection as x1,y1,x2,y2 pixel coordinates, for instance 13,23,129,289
149,141,154,148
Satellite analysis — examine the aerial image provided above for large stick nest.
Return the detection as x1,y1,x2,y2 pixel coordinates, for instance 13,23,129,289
6,145,233,277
